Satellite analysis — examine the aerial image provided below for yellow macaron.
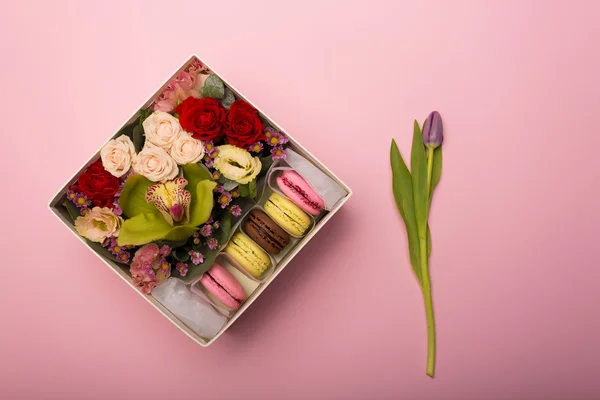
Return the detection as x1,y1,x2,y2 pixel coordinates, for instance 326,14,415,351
224,232,271,279
264,192,311,236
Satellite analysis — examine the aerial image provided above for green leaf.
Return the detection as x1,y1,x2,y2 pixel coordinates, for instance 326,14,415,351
427,225,432,258
217,211,232,244
238,183,250,197
249,179,257,199
221,88,235,109
182,247,218,282
164,225,198,242
173,248,190,262
200,75,225,99
139,109,152,127
182,163,212,193
390,139,422,284
188,180,217,226
119,174,155,218
259,156,273,177
218,176,238,191
429,146,443,206
132,124,145,153
156,238,188,249
411,121,428,234
117,212,172,246
119,121,136,141
63,200,81,222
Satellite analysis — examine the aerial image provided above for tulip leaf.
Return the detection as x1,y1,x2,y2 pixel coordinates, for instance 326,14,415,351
221,88,235,109
429,146,443,205
390,139,421,284
182,163,212,193
249,179,257,199
132,124,145,153
188,180,217,227
200,75,225,99
411,121,428,236
117,212,172,246
119,175,155,218
181,246,218,282
164,225,198,242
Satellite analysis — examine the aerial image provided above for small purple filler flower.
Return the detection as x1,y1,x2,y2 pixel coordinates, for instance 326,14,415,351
189,250,204,265
218,192,232,208
207,238,219,250
117,252,131,263
200,224,213,237
176,262,188,277
267,132,282,147
248,142,263,153
159,245,171,257
203,155,214,169
73,193,91,208
271,146,286,160
230,205,242,217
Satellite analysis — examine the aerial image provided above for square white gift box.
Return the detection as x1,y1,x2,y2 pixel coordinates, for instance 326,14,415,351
48,55,352,346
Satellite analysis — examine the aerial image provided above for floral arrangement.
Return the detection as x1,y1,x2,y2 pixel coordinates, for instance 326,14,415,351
62,59,290,294
390,111,444,378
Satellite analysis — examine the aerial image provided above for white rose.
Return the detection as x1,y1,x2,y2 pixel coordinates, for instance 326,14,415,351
133,146,179,182
142,111,183,152
170,134,205,165
100,135,136,177
213,145,262,184
75,207,123,243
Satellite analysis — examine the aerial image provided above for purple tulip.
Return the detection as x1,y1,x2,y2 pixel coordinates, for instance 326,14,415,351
422,111,443,148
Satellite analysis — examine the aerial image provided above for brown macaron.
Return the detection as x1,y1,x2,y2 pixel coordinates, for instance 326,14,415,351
243,209,290,255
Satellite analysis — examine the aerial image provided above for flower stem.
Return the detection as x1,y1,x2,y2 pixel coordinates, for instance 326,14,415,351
420,247,436,378
423,144,436,378
426,146,434,199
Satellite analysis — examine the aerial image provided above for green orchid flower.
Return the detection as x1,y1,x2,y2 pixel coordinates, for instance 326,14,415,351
117,164,216,246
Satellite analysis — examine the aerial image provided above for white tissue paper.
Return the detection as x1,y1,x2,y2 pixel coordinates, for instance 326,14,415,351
285,149,347,210
152,278,228,339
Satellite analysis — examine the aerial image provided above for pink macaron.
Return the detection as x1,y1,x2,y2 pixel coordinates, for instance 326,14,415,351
276,170,324,216
199,263,246,310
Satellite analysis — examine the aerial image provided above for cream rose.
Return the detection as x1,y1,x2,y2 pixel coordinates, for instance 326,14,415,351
142,111,183,152
75,207,123,243
213,145,261,184
170,134,205,165
100,135,136,177
133,145,179,182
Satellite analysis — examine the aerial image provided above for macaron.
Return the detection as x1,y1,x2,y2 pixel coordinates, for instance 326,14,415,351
243,209,290,255
199,263,246,310
276,170,324,216
264,192,311,236
224,232,271,279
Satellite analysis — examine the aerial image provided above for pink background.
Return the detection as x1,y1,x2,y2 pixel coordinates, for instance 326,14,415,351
1,0,599,399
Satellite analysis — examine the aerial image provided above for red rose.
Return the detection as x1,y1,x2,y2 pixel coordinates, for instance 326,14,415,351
176,97,226,141
72,160,120,207
224,100,265,148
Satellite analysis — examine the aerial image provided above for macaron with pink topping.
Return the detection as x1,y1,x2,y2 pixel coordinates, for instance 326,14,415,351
276,170,324,216
199,263,246,310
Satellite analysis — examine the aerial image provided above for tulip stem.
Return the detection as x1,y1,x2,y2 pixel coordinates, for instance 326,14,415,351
423,144,436,378
426,146,434,199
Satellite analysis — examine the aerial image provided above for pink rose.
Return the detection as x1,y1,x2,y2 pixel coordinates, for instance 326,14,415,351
152,59,212,113
129,244,171,294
